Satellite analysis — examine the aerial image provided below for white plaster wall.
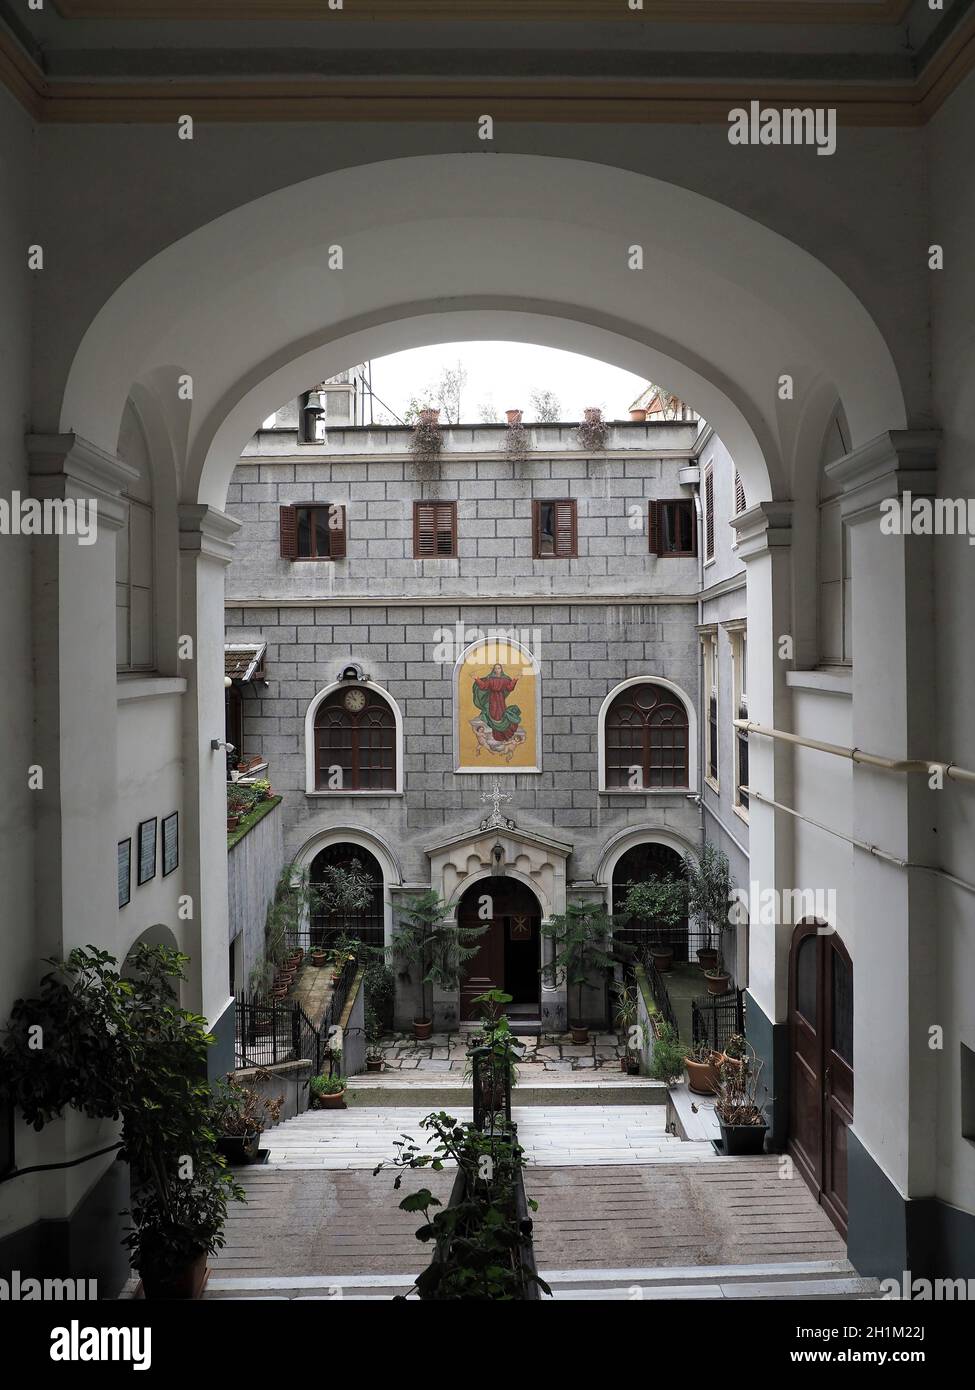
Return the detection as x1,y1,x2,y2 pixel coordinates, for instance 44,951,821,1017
0,91,35,1013
790,688,855,942
928,74,975,1218
115,690,187,960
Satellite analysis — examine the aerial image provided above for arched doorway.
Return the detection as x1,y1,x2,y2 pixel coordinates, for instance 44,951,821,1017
309,843,384,950
611,842,688,958
788,921,854,1237
456,876,542,1024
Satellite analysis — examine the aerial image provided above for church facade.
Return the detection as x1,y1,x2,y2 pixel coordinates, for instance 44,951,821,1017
224,407,728,1029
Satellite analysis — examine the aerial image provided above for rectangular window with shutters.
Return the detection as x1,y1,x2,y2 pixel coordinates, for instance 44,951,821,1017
413,500,458,558
649,499,696,556
280,503,346,561
704,464,715,562
533,499,577,558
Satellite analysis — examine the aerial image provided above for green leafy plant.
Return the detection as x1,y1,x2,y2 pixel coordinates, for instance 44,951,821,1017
649,1022,686,1083
210,1076,282,1138
613,981,638,1034
374,1111,551,1301
684,843,736,952
0,945,245,1287
463,990,525,1096
310,1072,347,1097
540,901,615,1029
392,892,486,1026
621,877,688,939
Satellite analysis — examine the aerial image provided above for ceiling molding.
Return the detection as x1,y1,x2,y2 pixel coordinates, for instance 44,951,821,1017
50,1,916,23
4,9,974,126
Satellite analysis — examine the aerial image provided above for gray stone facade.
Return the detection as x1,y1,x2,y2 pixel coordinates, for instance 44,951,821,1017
224,418,708,1025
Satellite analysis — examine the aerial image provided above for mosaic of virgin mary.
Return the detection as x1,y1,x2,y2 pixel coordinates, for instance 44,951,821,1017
470,662,528,760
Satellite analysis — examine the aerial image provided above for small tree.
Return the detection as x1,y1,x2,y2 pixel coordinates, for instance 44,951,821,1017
392,892,486,1027
620,877,687,947
684,844,735,953
540,902,615,1029
529,387,561,423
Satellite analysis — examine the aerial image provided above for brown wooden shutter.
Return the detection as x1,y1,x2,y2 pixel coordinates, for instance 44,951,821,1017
414,502,456,557
648,500,660,554
553,500,577,557
705,469,715,559
279,504,298,559
734,471,746,516
327,504,347,559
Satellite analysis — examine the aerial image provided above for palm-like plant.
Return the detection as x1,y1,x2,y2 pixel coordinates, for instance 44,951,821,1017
540,902,615,1030
683,843,734,954
392,892,486,1028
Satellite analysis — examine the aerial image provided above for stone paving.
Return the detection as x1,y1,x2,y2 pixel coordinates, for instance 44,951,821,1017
376,1030,629,1073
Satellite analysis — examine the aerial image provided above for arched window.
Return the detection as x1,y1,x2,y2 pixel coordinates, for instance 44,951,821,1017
116,401,155,673
313,685,397,792
310,843,385,949
603,682,690,789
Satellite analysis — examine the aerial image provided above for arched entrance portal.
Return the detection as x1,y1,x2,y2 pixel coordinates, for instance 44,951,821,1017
787,922,854,1237
309,843,384,950
611,842,688,957
456,876,542,1024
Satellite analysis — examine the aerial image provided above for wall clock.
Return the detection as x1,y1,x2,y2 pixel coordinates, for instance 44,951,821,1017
343,687,367,713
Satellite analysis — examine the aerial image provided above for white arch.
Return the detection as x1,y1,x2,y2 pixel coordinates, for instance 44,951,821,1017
596,825,700,891
290,824,403,950
303,680,404,796
596,675,699,793
445,866,549,922
58,153,907,514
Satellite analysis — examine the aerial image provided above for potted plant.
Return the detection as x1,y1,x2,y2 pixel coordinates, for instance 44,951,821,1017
629,407,647,422
713,1042,768,1155
410,406,444,466
464,990,525,1113
648,1022,685,1084
705,956,732,995
621,877,687,974
718,1032,746,1074
310,1072,347,1109
540,901,615,1045
365,1004,384,1070
211,1077,283,1165
505,408,522,424
392,892,486,1040
576,405,608,451
684,843,735,972
684,1038,719,1095
0,944,246,1301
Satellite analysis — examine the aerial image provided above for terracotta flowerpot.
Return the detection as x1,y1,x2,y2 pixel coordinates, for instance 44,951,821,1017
366,1057,384,1072
140,1253,208,1302
650,946,673,973
629,408,647,422
413,1019,433,1040
272,986,288,1000
311,951,328,967
419,408,440,424
706,972,732,995
570,1024,589,1045
685,1057,718,1096
227,815,239,830
505,409,523,424
697,948,719,970
316,1089,346,1109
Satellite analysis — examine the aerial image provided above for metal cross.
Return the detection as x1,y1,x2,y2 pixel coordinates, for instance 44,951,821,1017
479,779,515,830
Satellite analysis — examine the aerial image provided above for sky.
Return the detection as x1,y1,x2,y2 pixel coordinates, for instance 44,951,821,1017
364,341,653,425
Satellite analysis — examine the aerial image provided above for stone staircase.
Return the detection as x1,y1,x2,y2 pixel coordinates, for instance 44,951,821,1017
205,1259,881,1301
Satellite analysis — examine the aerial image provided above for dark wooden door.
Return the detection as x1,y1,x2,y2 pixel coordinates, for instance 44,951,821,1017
788,923,854,1237
457,877,539,1022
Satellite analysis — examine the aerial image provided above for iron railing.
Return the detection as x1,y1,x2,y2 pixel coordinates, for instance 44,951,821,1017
235,988,356,1075
470,1037,515,1132
691,989,746,1053
640,953,681,1038
613,919,713,963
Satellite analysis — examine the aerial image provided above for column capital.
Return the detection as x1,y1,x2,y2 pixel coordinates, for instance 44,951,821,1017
28,432,137,533
733,499,793,562
178,503,241,565
826,429,940,527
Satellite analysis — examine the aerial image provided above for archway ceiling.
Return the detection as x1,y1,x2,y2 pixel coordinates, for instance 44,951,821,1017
61,153,906,508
